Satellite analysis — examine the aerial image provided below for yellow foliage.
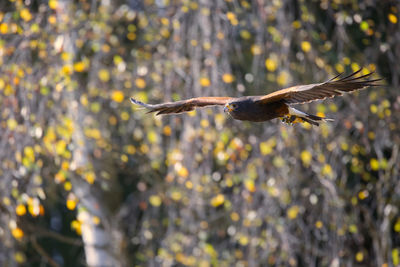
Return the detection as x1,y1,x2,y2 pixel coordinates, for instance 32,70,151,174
287,205,299,219
16,204,27,216
277,71,290,86
14,252,26,264
358,190,369,200
135,78,146,88
226,12,236,21
315,220,323,229
98,69,110,82
265,57,277,72
176,164,189,178
349,224,358,233
64,181,72,191
84,172,96,184
388,14,397,24
85,128,101,139
273,156,285,168
55,171,66,183
200,119,209,128
149,195,162,207
240,30,251,39
73,61,86,72
300,150,312,166
251,44,262,55
0,23,8,34
222,73,235,83
111,90,124,102
108,115,117,125
20,9,32,22
355,251,364,262
292,20,301,29
24,146,35,162
92,216,101,225
301,41,311,53
203,41,211,50
370,158,379,171
200,77,211,87
238,235,249,246
244,179,256,192
171,191,182,201
185,181,193,189
125,145,136,154
66,199,77,210
230,212,240,221
121,111,129,120
61,52,71,61
121,154,128,162
190,39,198,46
147,130,158,144
3,197,11,206
393,249,399,266
62,64,73,75
7,118,18,131
335,63,344,73
160,17,169,26
49,0,58,9
321,164,333,177
71,220,82,235
210,194,224,207
163,125,172,136
55,140,67,155
12,227,24,239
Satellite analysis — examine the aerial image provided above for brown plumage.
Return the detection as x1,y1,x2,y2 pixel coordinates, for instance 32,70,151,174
130,69,382,126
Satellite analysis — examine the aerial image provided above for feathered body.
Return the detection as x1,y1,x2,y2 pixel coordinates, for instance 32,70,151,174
130,70,382,126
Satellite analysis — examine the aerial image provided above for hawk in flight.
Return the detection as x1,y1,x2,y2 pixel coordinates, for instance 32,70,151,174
130,70,381,126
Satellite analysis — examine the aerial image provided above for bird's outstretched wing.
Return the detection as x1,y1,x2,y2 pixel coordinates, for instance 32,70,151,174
256,69,383,105
130,96,233,115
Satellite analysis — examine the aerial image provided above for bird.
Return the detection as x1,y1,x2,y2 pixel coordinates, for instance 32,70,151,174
130,69,382,126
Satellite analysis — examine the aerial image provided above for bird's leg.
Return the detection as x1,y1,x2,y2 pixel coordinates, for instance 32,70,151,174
288,116,296,123
280,116,289,124
281,116,294,124
281,115,305,125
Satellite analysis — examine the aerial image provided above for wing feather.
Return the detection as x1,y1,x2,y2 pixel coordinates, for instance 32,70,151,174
130,96,233,115
257,69,383,105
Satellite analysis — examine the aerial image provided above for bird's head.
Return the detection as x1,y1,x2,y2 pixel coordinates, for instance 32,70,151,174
224,102,239,113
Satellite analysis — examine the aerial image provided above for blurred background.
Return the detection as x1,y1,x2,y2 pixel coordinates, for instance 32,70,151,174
1,0,399,266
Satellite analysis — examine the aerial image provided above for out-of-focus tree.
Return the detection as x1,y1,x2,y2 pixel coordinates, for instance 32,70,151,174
0,0,399,266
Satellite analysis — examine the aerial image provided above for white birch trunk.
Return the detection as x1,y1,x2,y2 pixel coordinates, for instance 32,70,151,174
56,2,124,266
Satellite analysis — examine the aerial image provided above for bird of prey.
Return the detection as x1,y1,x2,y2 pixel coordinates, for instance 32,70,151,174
130,69,381,126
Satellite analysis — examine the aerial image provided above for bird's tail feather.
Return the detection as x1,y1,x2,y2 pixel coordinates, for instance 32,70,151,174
288,107,333,126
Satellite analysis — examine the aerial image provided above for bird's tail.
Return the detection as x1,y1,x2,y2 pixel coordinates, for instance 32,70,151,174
288,107,333,126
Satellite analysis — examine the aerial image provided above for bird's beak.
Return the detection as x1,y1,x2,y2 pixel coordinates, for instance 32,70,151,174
224,104,232,113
